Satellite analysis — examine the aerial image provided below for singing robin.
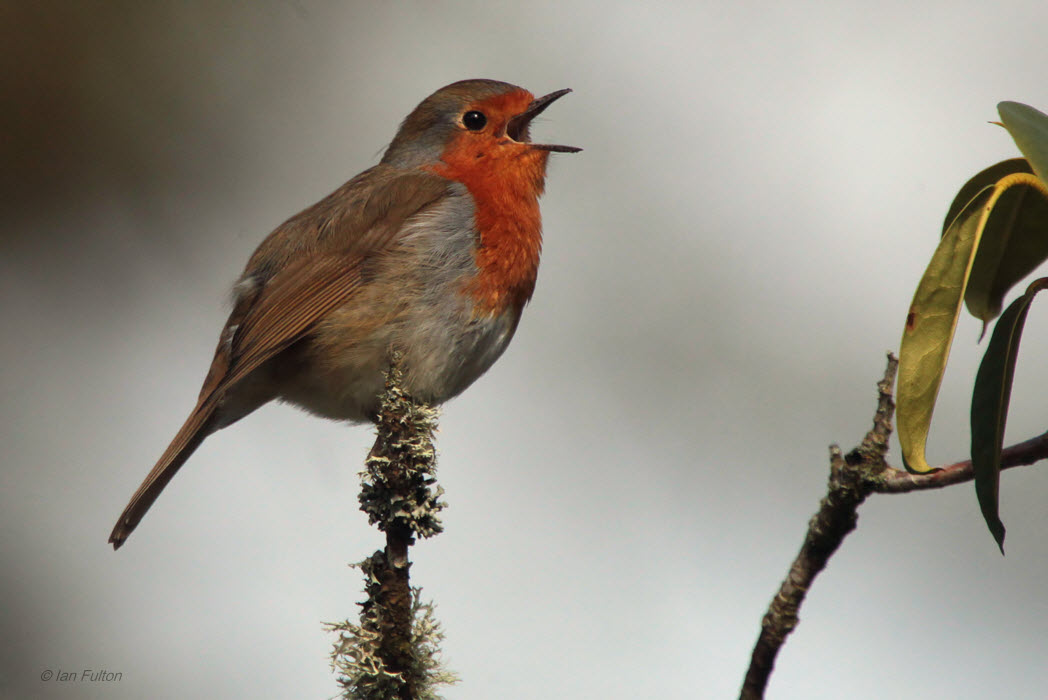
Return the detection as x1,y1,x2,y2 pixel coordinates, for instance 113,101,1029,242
109,79,579,549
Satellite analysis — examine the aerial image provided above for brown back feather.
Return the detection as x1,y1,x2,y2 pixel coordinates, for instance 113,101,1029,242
109,168,455,549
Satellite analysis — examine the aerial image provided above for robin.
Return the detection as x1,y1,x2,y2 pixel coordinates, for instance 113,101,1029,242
109,79,579,549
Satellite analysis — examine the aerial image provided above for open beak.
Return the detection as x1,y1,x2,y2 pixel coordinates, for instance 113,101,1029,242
506,88,582,153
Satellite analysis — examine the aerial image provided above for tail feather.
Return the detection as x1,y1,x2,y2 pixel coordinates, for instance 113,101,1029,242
109,399,218,549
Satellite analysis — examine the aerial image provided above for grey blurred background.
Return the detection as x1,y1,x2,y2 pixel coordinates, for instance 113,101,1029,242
4,2,1048,698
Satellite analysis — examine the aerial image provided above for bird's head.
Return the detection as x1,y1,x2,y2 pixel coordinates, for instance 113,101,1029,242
382,79,580,172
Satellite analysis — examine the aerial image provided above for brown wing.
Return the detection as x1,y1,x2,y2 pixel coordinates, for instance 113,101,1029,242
109,168,454,549
212,167,456,398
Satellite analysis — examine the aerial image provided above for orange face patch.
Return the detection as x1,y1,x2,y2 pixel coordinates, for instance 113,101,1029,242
427,89,552,315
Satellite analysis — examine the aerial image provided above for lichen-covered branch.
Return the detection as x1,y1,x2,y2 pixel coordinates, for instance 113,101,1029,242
740,352,1048,699
328,356,457,700
327,567,458,700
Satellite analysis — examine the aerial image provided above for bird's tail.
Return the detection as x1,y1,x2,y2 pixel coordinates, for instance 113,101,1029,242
108,398,218,549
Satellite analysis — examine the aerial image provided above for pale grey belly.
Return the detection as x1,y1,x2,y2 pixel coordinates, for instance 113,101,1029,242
273,304,519,423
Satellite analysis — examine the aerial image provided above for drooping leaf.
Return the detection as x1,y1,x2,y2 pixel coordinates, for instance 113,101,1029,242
970,277,1048,552
941,158,1031,237
998,102,1048,184
964,169,1048,333
899,156,1048,473
898,186,994,473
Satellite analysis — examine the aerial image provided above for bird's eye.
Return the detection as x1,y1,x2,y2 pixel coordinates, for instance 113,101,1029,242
462,110,487,131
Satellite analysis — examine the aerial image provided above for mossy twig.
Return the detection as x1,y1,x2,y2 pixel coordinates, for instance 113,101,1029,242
328,356,456,700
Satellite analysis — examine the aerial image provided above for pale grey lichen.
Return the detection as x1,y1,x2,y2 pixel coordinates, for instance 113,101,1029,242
358,358,446,540
326,557,459,700
327,357,456,699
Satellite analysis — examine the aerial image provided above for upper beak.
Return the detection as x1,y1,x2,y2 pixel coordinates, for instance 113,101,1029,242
506,88,582,153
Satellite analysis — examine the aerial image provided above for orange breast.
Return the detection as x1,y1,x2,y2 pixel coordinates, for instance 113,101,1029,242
430,138,550,315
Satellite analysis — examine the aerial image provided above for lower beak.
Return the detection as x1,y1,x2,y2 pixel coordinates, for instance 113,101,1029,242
506,88,582,153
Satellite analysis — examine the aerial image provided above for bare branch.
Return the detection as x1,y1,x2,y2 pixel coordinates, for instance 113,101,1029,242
740,354,897,700
876,429,1048,493
740,350,1048,698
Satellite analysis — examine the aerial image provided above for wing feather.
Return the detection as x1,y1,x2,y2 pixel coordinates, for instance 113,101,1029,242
109,168,455,548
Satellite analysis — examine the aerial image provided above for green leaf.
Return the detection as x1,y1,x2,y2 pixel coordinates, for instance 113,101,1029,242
898,186,994,472
970,277,1048,552
964,169,1048,334
900,158,1048,473
998,102,1048,184
941,158,1031,237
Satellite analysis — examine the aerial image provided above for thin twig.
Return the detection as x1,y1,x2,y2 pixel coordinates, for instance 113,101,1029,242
329,356,452,700
739,354,896,700
740,351,1048,698
876,429,1048,492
